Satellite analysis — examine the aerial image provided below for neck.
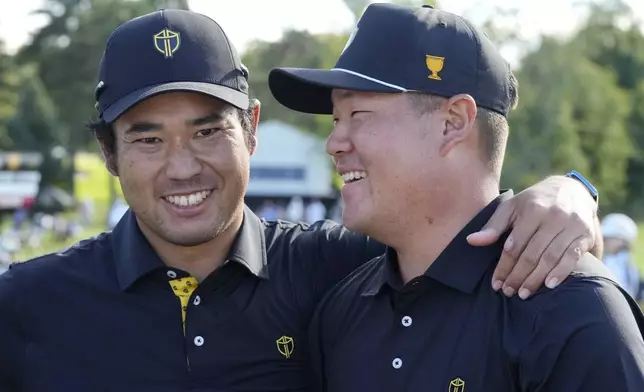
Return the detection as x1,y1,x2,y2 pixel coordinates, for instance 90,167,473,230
395,180,500,284
139,206,244,282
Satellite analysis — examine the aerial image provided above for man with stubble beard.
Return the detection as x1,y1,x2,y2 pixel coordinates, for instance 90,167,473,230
0,8,607,392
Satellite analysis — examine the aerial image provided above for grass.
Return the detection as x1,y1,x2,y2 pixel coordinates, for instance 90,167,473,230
10,153,117,261
12,225,104,261
75,152,122,207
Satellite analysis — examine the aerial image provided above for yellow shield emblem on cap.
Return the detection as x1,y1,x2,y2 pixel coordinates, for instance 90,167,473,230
154,28,181,58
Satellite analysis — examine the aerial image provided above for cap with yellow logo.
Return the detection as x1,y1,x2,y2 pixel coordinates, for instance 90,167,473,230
94,9,249,123
268,3,513,117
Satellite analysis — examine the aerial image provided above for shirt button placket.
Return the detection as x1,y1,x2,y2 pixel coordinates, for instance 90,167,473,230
391,357,403,369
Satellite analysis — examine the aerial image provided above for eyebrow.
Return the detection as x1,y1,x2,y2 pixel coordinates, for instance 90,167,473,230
123,111,230,135
190,112,227,127
123,122,161,135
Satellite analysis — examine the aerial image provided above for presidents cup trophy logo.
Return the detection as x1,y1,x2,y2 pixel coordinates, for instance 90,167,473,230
426,54,445,81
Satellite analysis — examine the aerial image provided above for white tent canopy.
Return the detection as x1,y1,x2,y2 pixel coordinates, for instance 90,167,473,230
247,121,333,198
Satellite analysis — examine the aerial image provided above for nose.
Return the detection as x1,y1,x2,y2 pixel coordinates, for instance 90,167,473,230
325,122,353,158
165,143,202,180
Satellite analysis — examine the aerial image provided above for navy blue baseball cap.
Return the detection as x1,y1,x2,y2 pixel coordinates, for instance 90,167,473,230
268,3,513,116
95,9,249,122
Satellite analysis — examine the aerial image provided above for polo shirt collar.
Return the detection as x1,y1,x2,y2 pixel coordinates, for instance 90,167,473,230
362,190,513,296
112,204,268,291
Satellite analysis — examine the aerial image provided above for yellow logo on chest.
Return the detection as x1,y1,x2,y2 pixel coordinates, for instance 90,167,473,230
276,335,294,359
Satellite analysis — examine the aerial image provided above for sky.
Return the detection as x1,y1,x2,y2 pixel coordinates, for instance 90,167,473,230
1,0,644,66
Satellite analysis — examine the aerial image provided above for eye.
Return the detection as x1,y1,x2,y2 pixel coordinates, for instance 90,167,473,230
135,137,161,144
196,128,219,138
351,111,369,117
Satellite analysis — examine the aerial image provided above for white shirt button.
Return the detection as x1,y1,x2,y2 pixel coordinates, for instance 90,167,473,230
166,270,177,279
392,357,403,369
194,336,204,346
193,295,201,306
401,316,412,327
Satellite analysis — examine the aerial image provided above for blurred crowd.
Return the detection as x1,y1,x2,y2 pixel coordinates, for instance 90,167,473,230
0,198,95,268
255,197,343,224
601,213,642,300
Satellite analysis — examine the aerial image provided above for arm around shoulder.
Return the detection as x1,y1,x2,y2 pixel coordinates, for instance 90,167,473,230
306,220,385,296
0,266,26,390
518,277,644,391
314,220,385,266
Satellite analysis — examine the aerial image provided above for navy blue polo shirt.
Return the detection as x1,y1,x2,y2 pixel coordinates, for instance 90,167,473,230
0,205,383,391
310,193,644,391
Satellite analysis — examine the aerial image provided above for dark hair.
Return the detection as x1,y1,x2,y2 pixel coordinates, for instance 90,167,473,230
407,72,519,172
88,100,256,175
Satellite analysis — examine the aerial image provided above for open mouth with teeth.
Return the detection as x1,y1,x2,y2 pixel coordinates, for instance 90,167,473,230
163,190,212,208
341,171,368,184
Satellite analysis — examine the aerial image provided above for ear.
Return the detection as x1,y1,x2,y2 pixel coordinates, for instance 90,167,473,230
438,94,477,157
249,99,261,155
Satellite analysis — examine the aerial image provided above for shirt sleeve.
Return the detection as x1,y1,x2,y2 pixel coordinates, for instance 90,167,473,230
0,266,25,391
517,277,644,391
304,220,384,307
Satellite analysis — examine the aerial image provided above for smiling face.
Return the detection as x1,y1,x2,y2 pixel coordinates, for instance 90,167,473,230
326,89,483,241
111,92,256,247
326,90,447,238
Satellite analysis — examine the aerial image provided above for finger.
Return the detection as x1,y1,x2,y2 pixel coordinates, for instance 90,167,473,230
469,200,515,247
513,227,566,299
466,228,500,246
545,234,593,289
500,224,558,298
492,221,539,294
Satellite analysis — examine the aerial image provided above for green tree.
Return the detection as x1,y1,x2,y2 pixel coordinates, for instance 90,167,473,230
7,67,62,151
6,67,72,190
570,0,644,215
505,38,632,208
0,39,20,149
243,30,348,139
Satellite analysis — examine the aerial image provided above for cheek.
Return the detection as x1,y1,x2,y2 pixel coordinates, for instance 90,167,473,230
206,138,250,180
360,135,420,174
117,151,159,195
364,136,437,197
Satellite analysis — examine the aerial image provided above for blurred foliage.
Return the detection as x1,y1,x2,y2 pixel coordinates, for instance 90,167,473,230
0,0,644,216
0,40,20,148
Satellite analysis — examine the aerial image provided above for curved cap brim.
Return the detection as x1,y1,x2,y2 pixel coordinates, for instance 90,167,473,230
102,81,249,123
268,67,403,115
